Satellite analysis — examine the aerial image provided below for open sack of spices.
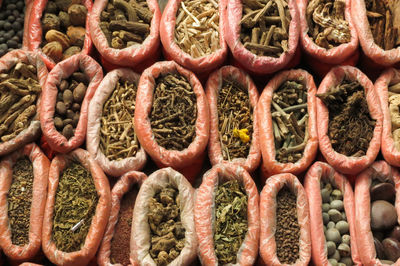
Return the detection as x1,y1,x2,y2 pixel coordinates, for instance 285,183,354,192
131,167,197,265
28,0,93,69
316,65,382,175
42,148,111,266
258,69,318,178
351,0,400,67
375,68,400,167
40,53,103,154
298,0,359,77
0,143,50,262
87,68,147,177
195,163,259,265
0,50,48,157
90,0,161,71
160,0,228,76
259,173,311,266
224,0,300,75
205,65,261,173
355,161,400,265
134,61,209,183
97,170,147,266
304,161,362,266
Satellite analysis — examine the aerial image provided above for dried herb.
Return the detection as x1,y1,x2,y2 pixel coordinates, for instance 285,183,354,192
388,82,400,151
306,0,351,49
214,179,248,264
110,188,138,265
366,0,400,50
7,157,33,246
149,73,197,151
100,79,139,161
0,62,41,143
100,0,152,49
174,0,220,58
317,79,375,157
52,162,99,252
54,71,88,140
275,186,300,264
148,185,185,266
240,0,291,58
217,78,253,160
271,80,308,163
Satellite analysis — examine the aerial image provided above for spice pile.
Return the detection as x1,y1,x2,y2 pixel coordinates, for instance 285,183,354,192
317,79,375,157
100,79,139,160
366,0,400,50
217,79,253,160
0,62,41,142
148,185,185,265
7,157,33,246
321,181,353,266
240,0,291,57
0,0,25,56
306,0,350,49
275,187,300,264
41,0,87,62
100,0,152,49
52,162,99,252
150,73,196,151
54,71,88,139
174,0,220,58
370,179,400,263
388,81,400,150
110,188,138,265
214,180,248,264
272,80,308,163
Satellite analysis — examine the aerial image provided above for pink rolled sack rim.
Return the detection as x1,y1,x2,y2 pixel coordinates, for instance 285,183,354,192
87,68,147,177
224,0,300,75
316,65,382,175
206,65,261,173
259,172,311,266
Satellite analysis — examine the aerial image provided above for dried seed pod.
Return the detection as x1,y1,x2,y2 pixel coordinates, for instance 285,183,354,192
45,30,71,50
62,124,74,139
68,4,88,27
42,13,60,32
67,26,86,47
59,11,71,28
56,101,67,115
73,83,86,103
42,41,63,62
62,46,81,60
62,89,73,106
54,116,64,129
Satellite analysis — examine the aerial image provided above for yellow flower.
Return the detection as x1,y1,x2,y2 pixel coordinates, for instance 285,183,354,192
233,128,250,143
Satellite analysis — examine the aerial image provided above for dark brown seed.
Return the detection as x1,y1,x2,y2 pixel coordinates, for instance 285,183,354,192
371,182,396,202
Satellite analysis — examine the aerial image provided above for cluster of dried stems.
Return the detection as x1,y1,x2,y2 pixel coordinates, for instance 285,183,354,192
272,80,308,163
174,0,220,58
0,62,40,142
387,81,400,150
366,0,400,50
100,79,139,161
306,0,351,49
240,0,291,58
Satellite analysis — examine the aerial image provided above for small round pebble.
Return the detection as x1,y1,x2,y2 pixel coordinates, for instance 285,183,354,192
327,241,336,256
340,257,353,266
326,228,341,244
322,203,330,212
331,189,343,200
323,212,330,224
328,209,342,223
330,200,344,211
338,243,351,257
332,250,341,261
327,221,336,229
336,221,349,234
328,259,338,266
342,234,351,245
321,188,331,203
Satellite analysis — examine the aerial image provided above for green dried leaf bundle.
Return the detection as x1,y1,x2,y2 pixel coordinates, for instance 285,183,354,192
214,179,248,264
7,157,33,246
52,162,99,253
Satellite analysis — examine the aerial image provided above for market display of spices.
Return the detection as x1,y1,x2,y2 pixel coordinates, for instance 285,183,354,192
150,73,196,151
275,186,300,264
174,0,220,58
317,79,375,157
52,162,99,252
41,0,87,62
7,157,33,246
100,79,139,161
217,78,253,160
0,0,25,56
148,185,185,265
272,80,308,163
366,0,400,50
100,0,152,49
370,179,400,263
321,181,353,266
240,0,291,57
0,62,40,142
54,71,88,139
214,180,248,264
306,0,350,48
